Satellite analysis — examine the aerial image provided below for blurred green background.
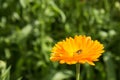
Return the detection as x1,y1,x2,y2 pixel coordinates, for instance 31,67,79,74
0,0,120,80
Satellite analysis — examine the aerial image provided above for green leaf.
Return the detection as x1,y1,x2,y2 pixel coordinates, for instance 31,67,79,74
52,70,73,80
103,52,116,80
0,66,11,80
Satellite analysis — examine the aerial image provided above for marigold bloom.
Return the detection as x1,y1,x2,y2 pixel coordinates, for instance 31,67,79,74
50,35,104,65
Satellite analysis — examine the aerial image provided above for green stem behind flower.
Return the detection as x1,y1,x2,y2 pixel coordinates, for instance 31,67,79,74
76,64,80,80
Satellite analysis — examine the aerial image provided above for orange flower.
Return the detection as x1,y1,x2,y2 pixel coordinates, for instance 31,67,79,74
50,35,104,65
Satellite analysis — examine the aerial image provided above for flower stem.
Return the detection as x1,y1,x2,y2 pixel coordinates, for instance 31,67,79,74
76,63,80,80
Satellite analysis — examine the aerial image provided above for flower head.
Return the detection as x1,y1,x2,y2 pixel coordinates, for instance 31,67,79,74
50,35,104,65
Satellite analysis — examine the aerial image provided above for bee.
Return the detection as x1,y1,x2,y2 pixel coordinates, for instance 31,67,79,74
76,49,82,54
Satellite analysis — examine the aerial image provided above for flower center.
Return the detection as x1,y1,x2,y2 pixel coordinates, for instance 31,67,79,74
76,49,82,54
